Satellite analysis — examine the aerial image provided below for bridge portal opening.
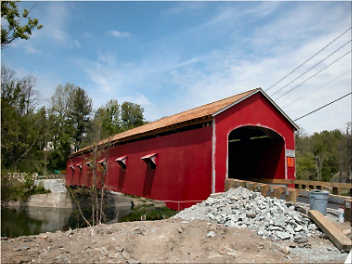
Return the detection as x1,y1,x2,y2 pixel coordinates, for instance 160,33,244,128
228,126,285,181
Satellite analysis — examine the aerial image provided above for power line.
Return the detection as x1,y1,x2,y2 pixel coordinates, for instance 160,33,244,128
280,69,351,109
266,26,352,92
270,39,351,97
275,49,352,100
294,92,352,122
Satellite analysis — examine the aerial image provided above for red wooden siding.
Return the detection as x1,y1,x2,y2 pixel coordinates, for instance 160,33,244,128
67,126,212,210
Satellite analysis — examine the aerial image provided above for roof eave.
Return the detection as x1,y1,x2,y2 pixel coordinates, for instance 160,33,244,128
69,115,213,157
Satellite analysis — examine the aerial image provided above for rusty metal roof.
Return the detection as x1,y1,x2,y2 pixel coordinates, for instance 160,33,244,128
73,88,297,155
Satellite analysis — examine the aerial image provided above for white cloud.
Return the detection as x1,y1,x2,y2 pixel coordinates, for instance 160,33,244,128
108,30,131,38
15,2,77,49
33,3,70,43
161,3,351,134
5,65,63,107
75,2,350,134
120,93,152,107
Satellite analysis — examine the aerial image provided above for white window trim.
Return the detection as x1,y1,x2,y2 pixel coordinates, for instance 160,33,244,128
115,155,127,169
98,159,107,168
141,153,157,168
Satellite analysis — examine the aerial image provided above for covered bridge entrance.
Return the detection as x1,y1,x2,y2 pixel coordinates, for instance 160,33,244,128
228,126,285,181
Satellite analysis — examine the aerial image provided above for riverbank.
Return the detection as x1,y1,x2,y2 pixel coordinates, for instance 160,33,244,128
1,218,349,263
1,187,174,238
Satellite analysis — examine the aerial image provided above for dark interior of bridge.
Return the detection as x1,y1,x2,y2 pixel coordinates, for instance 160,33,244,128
228,126,285,180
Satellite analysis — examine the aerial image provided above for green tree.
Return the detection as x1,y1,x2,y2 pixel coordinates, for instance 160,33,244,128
295,128,349,182
121,101,144,130
47,84,75,170
48,84,92,167
1,66,49,172
67,86,92,151
94,99,121,139
1,1,43,48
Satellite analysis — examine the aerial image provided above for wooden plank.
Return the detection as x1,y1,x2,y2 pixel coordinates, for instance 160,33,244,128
308,210,351,252
286,188,297,203
295,180,352,189
258,178,352,189
329,194,352,203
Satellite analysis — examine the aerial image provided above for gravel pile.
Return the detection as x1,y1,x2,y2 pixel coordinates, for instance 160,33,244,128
175,187,322,241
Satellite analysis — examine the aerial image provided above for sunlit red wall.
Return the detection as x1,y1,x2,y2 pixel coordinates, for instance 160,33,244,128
214,93,296,192
66,126,212,210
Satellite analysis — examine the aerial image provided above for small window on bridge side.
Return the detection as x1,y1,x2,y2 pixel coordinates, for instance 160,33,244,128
115,156,127,169
98,159,107,169
141,153,157,169
76,163,82,170
86,161,93,168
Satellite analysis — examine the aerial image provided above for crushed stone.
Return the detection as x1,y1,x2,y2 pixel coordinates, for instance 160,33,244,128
174,187,323,241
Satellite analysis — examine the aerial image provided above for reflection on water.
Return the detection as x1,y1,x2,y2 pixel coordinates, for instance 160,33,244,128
1,205,131,238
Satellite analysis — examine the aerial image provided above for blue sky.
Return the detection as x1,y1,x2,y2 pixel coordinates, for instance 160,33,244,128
2,1,351,134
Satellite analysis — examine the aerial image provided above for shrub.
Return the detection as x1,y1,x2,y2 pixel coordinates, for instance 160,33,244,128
1,171,50,202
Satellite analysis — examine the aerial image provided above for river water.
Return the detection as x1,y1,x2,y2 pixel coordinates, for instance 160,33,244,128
1,206,131,238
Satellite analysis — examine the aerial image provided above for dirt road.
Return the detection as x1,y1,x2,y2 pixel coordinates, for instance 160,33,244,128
1,218,348,263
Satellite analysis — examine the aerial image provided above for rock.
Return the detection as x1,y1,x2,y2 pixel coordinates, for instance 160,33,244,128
121,249,130,259
173,186,321,241
207,231,216,238
127,258,140,264
286,224,294,234
224,247,237,257
276,232,291,240
116,247,124,252
257,243,264,249
278,245,290,255
294,235,308,244
308,223,317,231
66,229,74,236
268,226,282,231
300,243,311,249
246,211,256,218
177,227,183,234
294,225,303,232
133,227,144,235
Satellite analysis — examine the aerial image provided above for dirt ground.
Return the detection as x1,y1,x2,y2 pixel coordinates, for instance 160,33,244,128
2,218,350,264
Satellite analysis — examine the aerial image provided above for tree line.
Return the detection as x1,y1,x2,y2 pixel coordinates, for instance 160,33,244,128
295,126,351,183
1,66,146,174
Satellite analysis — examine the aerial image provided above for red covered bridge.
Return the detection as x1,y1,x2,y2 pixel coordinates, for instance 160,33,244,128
66,88,299,210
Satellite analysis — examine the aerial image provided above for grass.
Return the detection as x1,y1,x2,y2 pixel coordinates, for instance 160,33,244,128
120,205,177,222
